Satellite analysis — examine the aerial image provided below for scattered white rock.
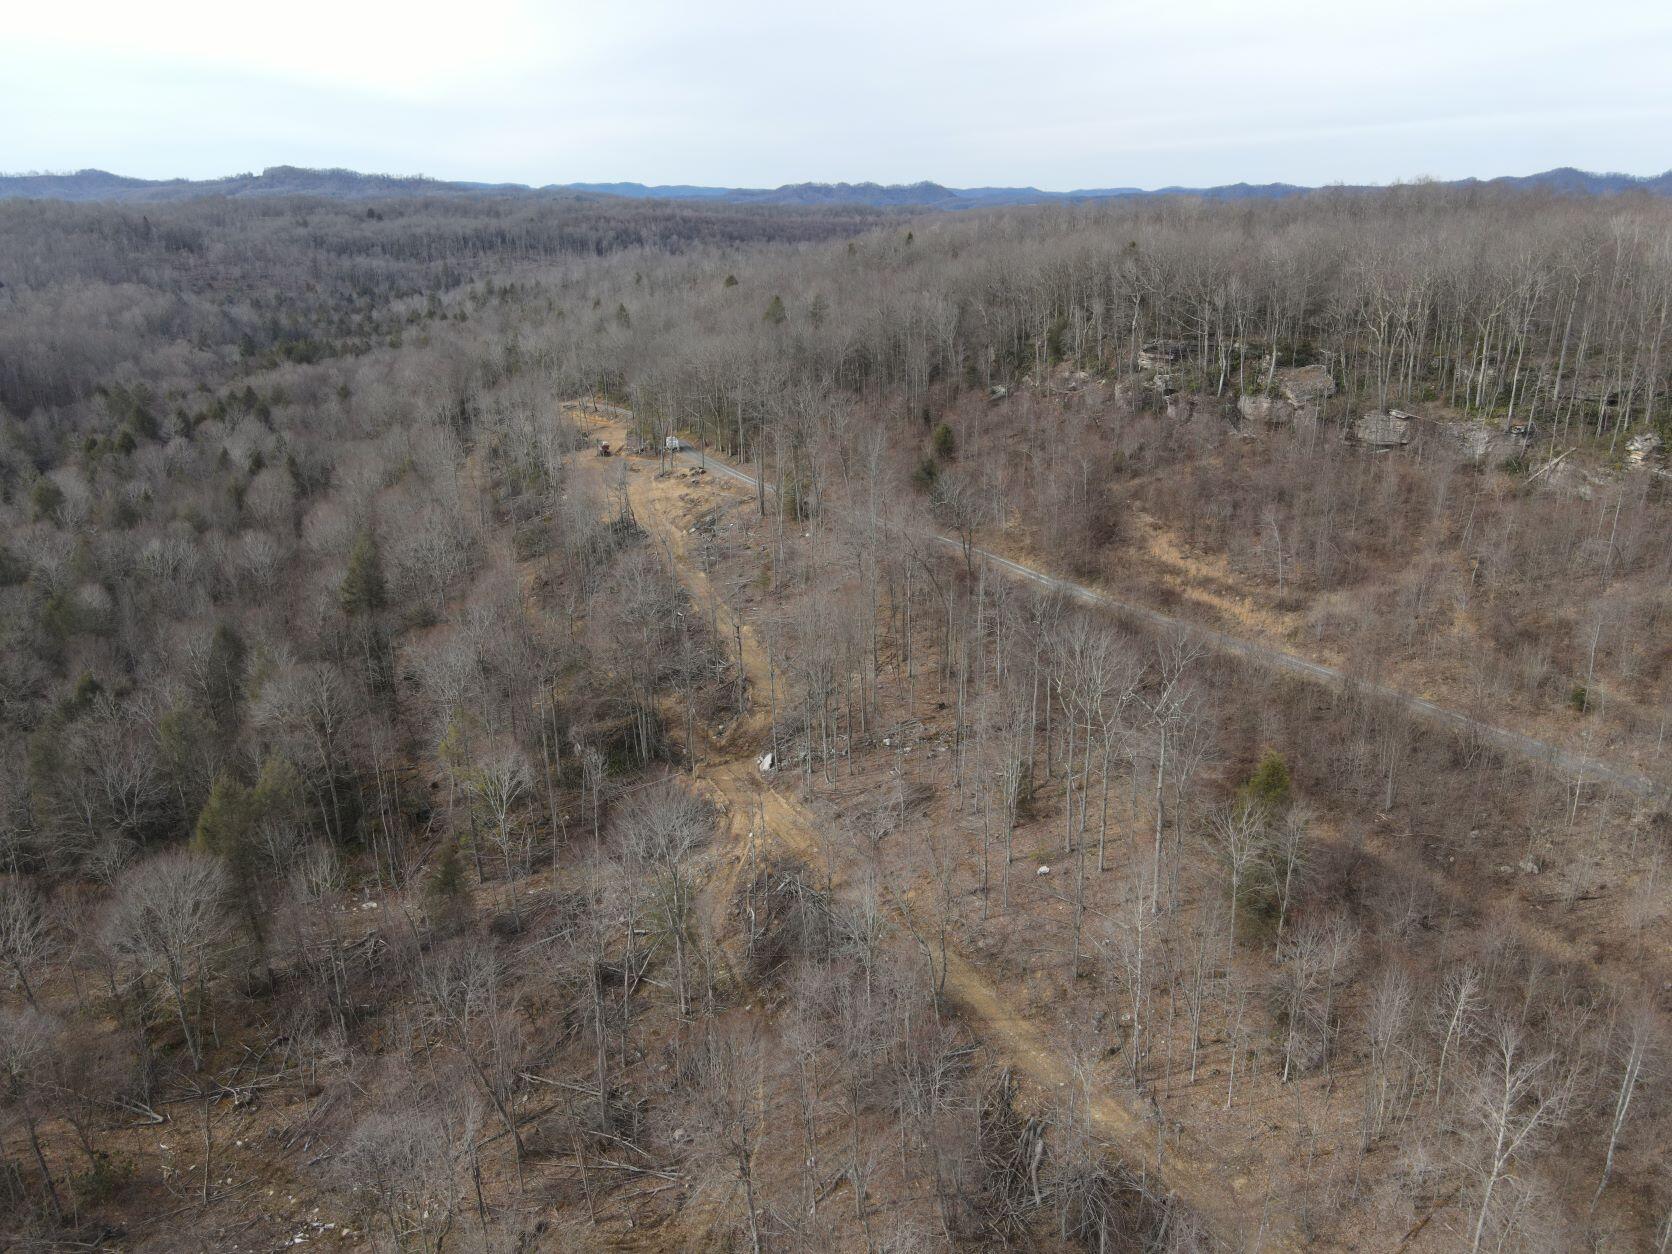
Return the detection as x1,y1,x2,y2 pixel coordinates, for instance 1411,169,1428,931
757,751,775,773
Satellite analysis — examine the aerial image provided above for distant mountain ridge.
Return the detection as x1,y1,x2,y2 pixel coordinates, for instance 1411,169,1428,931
4,163,1671,208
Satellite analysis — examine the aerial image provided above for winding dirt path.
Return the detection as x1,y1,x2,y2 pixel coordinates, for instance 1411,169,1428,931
566,401,1662,802
573,416,1297,1252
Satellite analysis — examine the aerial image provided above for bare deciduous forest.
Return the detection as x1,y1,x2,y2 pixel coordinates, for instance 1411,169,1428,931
0,184,1668,1251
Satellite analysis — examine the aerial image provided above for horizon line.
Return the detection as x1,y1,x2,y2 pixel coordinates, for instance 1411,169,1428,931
5,162,1672,198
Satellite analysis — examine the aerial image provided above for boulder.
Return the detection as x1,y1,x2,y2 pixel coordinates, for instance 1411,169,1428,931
1137,340,1186,372
1438,421,1495,462
1352,412,1413,448
1538,456,1596,500
1274,364,1336,407
1164,393,1199,421
1627,431,1664,465
1237,394,1298,426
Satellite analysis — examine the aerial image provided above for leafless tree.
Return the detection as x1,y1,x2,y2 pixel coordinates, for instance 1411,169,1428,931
250,662,359,842
620,782,713,1015
0,1007,66,1223
1265,806,1311,956
418,942,529,1182
100,850,230,1070
471,744,533,889
0,879,50,1007
1593,1003,1657,1209
1146,638,1202,913
1461,1018,1574,1254
1432,964,1484,1108
685,1024,768,1254
288,842,350,1033
1274,920,1328,1084
1204,802,1266,962
339,1097,483,1253
931,468,995,577
1099,868,1153,1089
1362,964,1418,1147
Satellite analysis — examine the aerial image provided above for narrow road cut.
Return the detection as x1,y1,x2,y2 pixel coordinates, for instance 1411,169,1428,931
567,400,1663,802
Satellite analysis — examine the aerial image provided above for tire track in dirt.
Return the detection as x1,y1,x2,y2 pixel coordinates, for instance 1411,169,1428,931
573,419,1299,1252
563,401,1661,802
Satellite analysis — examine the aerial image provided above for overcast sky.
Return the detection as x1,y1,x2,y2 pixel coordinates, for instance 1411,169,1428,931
6,0,1672,190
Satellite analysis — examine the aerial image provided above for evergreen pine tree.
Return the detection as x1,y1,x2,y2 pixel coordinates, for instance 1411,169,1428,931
425,842,472,930
205,622,248,728
340,527,387,618
1241,750,1293,813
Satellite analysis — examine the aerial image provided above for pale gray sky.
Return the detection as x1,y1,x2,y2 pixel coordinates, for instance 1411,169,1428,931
6,0,1672,189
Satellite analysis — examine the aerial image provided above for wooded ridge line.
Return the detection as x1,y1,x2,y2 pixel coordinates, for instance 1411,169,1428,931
7,163,1672,207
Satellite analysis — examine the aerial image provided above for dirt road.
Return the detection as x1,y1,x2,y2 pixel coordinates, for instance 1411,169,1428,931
566,401,1661,802
575,412,1299,1251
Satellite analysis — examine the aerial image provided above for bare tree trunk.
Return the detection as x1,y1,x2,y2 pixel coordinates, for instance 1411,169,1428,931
24,1111,64,1223
1151,727,1166,913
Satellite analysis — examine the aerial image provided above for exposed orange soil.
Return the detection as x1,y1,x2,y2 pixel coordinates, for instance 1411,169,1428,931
575,413,1303,1252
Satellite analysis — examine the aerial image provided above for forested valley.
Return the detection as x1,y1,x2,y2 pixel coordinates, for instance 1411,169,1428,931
1,183,1669,1251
